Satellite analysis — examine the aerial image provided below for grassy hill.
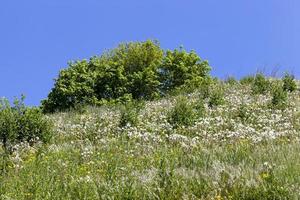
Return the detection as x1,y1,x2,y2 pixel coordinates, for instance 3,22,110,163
1,79,300,199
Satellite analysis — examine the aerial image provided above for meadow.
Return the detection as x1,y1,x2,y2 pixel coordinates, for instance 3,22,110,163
1,78,300,200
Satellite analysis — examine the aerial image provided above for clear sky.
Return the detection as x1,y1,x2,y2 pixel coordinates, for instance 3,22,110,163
0,0,299,105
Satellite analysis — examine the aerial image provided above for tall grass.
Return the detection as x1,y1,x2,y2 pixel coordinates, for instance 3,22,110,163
0,77,300,199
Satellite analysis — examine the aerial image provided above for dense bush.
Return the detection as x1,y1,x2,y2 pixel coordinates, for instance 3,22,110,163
240,75,255,85
283,73,297,92
119,100,144,127
0,96,52,152
251,73,270,95
224,76,238,85
208,85,225,108
167,96,196,128
42,40,211,113
270,83,288,109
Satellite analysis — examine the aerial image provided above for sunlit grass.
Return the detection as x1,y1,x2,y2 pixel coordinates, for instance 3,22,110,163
1,80,300,199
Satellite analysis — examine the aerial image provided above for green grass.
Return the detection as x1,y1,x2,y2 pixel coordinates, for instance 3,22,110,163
1,139,300,199
1,80,300,199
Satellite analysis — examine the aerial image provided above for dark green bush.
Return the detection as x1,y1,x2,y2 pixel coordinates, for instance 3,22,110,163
225,76,238,85
168,96,196,128
251,73,270,95
194,98,206,118
282,73,297,92
42,40,212,113
270,83,288,109
208,85,225,108
239,75,255,85
190,77,213,99
0,96,52,152
119,100,144,127
235,103,250,123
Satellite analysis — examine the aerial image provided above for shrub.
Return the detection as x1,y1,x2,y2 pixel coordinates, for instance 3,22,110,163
240,75,255,85
251,73,270,95
42,40,212,113
208,85,225,108
194,98,206,118
168,96,196,128
282,73,297,92
292,112,300,132
270,83,287,109
235,103,249,123
119,100,144,127
0,96,52,152
225,76,238,85
190,77,214,99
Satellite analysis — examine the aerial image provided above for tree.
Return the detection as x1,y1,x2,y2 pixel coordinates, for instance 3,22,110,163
160,47,211,92
41,60,97,113
42,40,212,113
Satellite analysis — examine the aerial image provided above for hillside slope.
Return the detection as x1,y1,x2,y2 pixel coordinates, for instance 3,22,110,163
1,80,300,199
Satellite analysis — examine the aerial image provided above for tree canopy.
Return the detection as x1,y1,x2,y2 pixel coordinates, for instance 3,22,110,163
42,40,211,113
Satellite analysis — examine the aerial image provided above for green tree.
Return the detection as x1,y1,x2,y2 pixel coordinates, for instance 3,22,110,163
106,40,163,99
42,40,211,113
41,60,97,113
160,47,211,92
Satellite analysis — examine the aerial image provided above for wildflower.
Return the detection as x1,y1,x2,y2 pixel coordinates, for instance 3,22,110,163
260,172,270,179
215,194,223,200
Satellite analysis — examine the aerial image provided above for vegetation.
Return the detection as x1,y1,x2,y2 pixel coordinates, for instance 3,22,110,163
1,76,299,199
239,75,255,85
0,96,52,153
119,100,143,127
208,84,225,108
251,73,270,95
270,83,288,109
283,72,297,92
167,96,196,128
1,41,300,199
41,40,211,113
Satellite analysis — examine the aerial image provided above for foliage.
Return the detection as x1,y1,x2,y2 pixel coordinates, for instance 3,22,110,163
1,80,300,199
167,96,196,127
0,96,52,152
119,100,143,127
235,103,250,123
225,76,238,85
194,98,206,118
95,40,164,100
251,73,270,95
270,83,288,109
283,72,297,92
239,75,255,85
197,78,214,100
41,60,98,113
208,84,225,107
42,40,212,113
160,47,211,93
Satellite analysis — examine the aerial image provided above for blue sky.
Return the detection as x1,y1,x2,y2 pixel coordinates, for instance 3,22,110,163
0,0,299,105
